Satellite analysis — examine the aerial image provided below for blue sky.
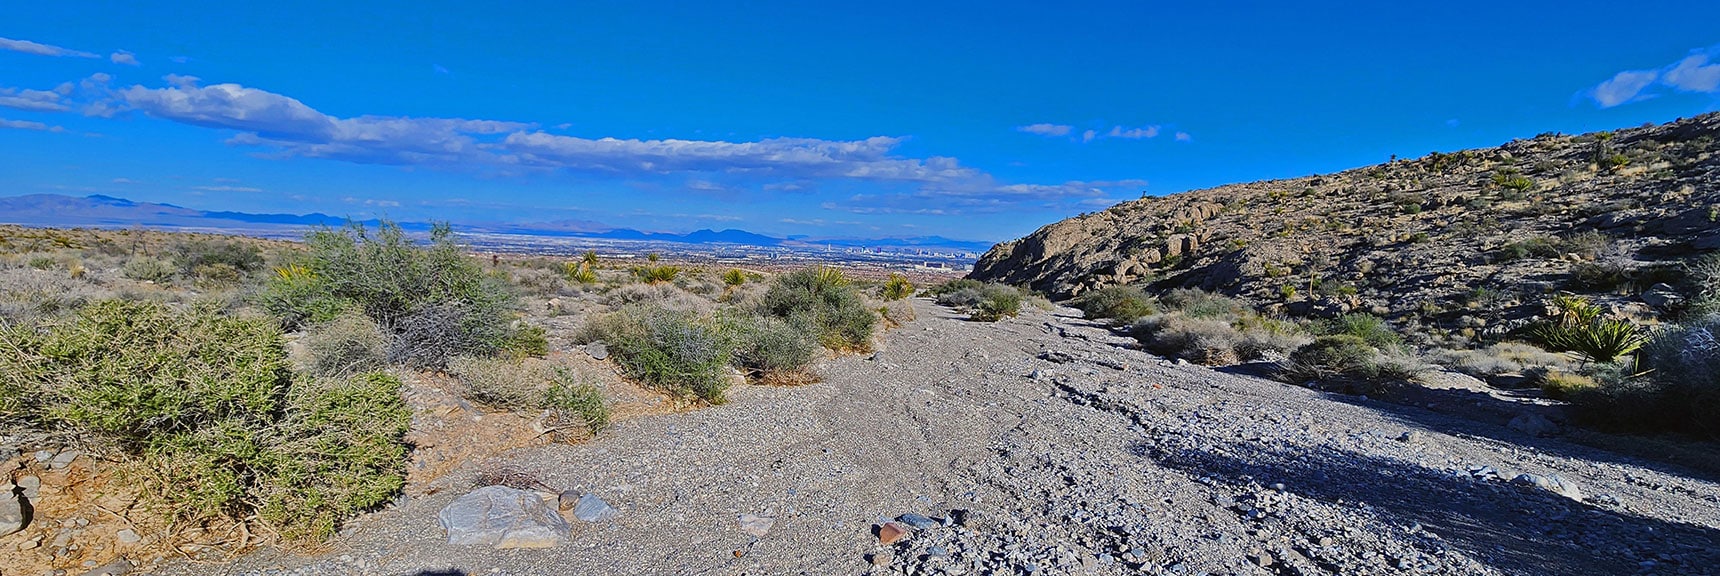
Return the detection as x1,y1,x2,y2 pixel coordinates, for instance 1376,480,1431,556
2,1,1719,242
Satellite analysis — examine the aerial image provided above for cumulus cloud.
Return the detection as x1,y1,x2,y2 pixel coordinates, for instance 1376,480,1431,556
1028,122,1182,143
0,37,97,58
1174,132,1192,142
1587,45,1720,108
1107,125,1160,139
111,77,1146,215
111,51,140,66
1016,123,1072,137
0,88,71,112
0,118,66,132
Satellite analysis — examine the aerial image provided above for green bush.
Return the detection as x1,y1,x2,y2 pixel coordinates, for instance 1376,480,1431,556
1070,286,1156,323
1160,288,1246,319
933,280,1029,322
971,288,1024,322
881,273,915,300
1571,316,1720,437
302,312,388,378
257,221,522,368
733,315,819,377
121,256,176,283
0,300,409,542
632,264,681,284
723,269,748,287
173,238,264,277
1282,335,1381,382
544,367,609,435
1524,296,1645,363
1322,313,1402,349
583,305,738,403
759,267,877,350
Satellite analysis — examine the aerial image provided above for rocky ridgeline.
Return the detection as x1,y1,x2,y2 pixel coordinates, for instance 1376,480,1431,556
973,113,1720,334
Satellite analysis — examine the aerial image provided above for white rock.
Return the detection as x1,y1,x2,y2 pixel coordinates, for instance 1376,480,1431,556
1513,473,1584,501
438,485,570,549
738,513,774,537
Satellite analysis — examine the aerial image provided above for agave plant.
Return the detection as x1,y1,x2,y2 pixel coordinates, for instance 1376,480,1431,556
1526,296,1645,364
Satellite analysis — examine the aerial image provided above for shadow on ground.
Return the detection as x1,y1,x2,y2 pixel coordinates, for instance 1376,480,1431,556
1132,438,1720,576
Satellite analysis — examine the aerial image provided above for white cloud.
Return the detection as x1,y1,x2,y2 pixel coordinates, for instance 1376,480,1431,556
0,118,66,132
112,178,135,184
0,88,71,112
191,185,264,193
112,77,1149,215
1174,132,1192,142
1664,54,1720,93
1591,70,1660,108
1016,123,1072,137
1081,129,1097,143
110,51,140,66
1588,45,1720,108
1106,125,1160,139
0,37,97,58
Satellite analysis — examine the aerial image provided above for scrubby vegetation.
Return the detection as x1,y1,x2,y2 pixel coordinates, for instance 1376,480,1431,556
258,221,529,368
932,279,1035,322
1069,285,1155,323
0,300,410,542
759,267,877,350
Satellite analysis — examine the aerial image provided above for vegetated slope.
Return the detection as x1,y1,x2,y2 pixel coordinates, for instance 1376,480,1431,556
972,113,1720,338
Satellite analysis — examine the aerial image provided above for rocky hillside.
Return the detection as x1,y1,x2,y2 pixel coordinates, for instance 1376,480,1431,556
973,113,1720,339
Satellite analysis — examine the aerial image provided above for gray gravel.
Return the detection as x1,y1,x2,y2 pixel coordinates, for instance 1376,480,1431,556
150,300,1720,576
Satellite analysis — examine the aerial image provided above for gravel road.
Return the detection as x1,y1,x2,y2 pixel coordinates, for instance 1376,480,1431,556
154,300,1720,576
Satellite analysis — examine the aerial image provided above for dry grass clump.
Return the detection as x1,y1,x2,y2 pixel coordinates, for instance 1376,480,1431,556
601,281,714,314
1126,289,1309,365
1430,341,1575,378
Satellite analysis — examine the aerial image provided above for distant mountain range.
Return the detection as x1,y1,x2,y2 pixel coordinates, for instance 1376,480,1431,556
0,194,995,253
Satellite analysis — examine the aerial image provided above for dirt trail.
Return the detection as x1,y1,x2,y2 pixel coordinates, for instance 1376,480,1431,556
156,300,1720,576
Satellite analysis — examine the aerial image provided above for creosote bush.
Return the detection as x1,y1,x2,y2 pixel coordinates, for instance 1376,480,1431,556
257,221,523,368
302,311,389,378
581,304,738,403
760,267,877,350
932,279,1030,322
733,315,820,383
1070,285,1155,323
0,299,409,542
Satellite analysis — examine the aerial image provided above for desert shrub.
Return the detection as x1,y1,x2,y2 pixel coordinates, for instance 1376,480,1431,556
0,300,409,542
122,256,177,283
1570,317,1720,437
510,266,567,297
1233,315,1312,360
878,299,917,328
601,282,712,313
0,267,112,323
723,269,748,287
1683,253,1720,317
1281,335,1380,382
881,273,915,300
632,264,681,284
544,367,609,435
582,304,738,403
1321,313,1402,349
1524,295,1645,363
1160,288,1246,319
1495,236,1562,261
1070,286,1156,323
1534,370,1597,399
257,221,522,367
302,312,388,378
563,261,598,285
733,315,819,381
1133,313,1242,365
971,288,1024,322
759,267,878,350
173,238,264,277
1431,342,1574,377
447,355,544,409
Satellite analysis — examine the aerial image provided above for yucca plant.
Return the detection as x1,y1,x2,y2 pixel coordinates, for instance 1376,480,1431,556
810,266,847,290
632,264,680,284
881,273,914,301
722,269,747,287
563,261,597,284
1525,295,1645,363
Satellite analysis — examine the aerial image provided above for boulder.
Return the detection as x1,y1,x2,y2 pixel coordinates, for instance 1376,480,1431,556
1507,413,1559,437
438,485,570,549
0,490,29,538
1641,283,1684,310
571,493,620,522
1512,473,1584,502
